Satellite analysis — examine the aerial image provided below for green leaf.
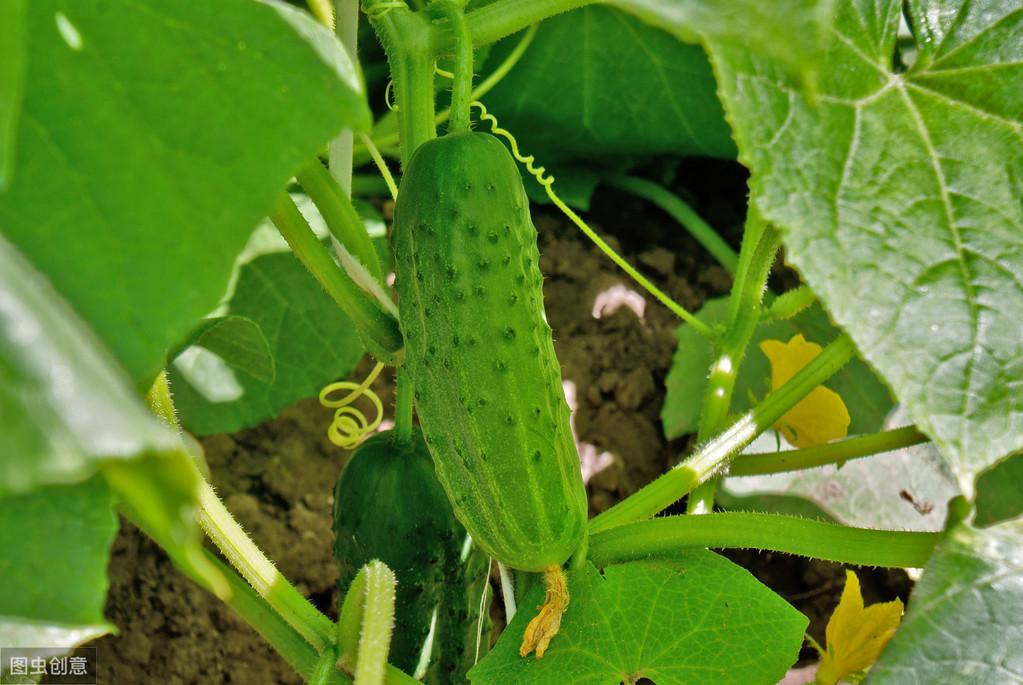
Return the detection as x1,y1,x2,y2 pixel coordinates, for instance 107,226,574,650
662,296,893,439
0,0,371,388
707,0,1023,492
0,0,26,190
867,518,1023,683
0,235,225,597
0,235,178,497
0,477,116,650
480,6,735,167
469,557,806,684
722,417,962,532
179,315,275,385
611,0,837,90
974,452,1023,527
169,230,365,435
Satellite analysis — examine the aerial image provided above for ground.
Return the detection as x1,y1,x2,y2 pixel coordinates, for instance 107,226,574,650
94,158,910,683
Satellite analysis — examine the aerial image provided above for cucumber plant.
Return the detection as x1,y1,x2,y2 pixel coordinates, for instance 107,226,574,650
1,0,1021,684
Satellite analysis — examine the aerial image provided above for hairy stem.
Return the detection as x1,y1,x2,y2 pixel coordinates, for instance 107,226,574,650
309,646,344,685
270,192,403,363
195,462,336,650
590,335,857,532
730,425,929,476
688,214,779,514
589,513,940,569
764,284,817,320
430,1,473,134
199,553,350,684
146,374,337,651
607,175,738,273
358,24,537,158
459,0,598,48
368,5,437,165
356,561,397,685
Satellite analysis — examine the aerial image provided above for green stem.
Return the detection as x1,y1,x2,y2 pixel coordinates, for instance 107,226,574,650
356,561,397,685
297,161,384,283
394,367,414,444
764,284,816,320
270,193,403,364
193,459,336,651
199,553,350,685
358,133,399,200
429,1,473,134
309,646,343,685
459,0,598,48
730,426,929,476
358,23,537,159
607,175,738,273
368,5,437,165
589,513,940,569
589,335,856,533
145,370,178,427
145,373,336,650
687,215,779,514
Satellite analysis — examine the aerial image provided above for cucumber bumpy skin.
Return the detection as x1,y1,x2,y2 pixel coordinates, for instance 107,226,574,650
393,131,587,573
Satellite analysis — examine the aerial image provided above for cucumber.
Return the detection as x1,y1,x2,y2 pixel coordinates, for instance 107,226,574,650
393,131,588,572
333,428,490,680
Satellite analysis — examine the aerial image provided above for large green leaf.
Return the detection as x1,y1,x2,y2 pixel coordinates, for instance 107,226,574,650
612,0,837,89
706,0,1023,492
0,0,25,190
0,0,370,388
867,519,1023,683
469,557,806,684
0,236,177,496
480,6,735,167
0,477,116,650
662,296,893,439
0,235,224,606
169,204,367,435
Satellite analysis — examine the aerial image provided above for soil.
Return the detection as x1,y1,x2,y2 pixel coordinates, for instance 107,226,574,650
94,157,910,683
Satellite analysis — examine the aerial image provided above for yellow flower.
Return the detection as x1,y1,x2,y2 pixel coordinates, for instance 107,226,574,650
759,334,851,448
814,570,903,685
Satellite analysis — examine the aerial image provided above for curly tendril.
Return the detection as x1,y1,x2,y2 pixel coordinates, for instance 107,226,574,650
472,101,555,187
384,80,399,112
319,362,386,449
471,101,712,335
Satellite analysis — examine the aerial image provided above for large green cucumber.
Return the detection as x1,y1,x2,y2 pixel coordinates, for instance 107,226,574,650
333,428,490,680
393,131,587,572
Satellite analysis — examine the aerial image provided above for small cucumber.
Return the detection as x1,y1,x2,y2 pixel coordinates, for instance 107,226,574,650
393,131,588,572
333,428,490,680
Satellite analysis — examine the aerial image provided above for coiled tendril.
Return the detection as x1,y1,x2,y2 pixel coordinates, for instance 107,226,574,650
319,362,385,449
471,100,710,333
